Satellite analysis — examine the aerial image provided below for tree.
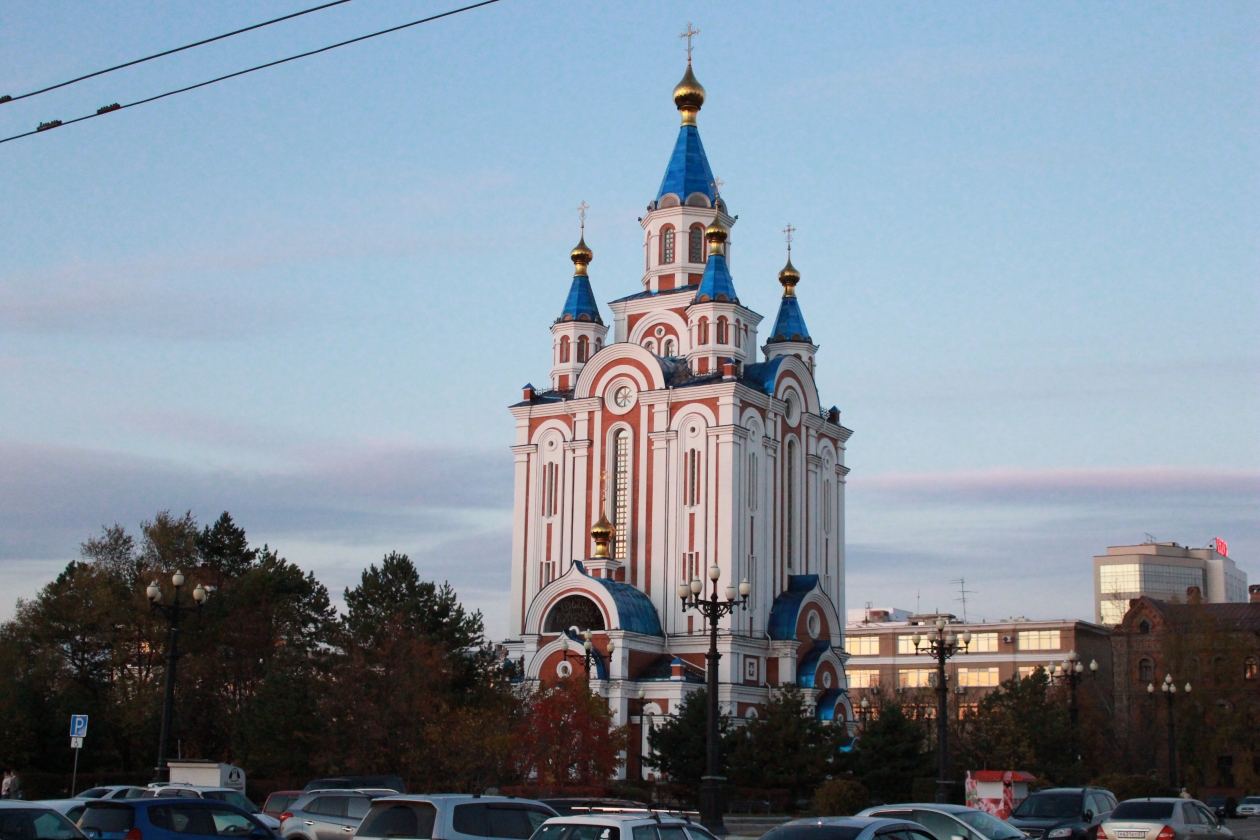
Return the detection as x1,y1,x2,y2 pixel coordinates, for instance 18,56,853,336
844,702,931,803
955,669,1074,783
646,687,730,803
514,677,627,789
727,686,845,802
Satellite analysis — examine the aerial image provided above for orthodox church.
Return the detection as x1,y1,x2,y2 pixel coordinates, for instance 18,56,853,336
502,56,853,778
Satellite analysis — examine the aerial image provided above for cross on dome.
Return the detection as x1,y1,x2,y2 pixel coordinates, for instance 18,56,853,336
578,200,589,232
680,23,700,63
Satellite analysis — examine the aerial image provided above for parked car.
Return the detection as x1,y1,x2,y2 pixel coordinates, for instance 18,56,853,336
1097,798,1232,840
140,785,281,829
539,801,651,818
1202,799,1237,821
858,804,1028,840
278,790,391,840
352,795,556,840
37,800,92,824
77,788,147,802
1008,787,1118,840
263,793,306,820
1235,797,1260,819
303,779,405,795
1,801,87,839
760,816,945,840
533,812,721,840
78,799,276,840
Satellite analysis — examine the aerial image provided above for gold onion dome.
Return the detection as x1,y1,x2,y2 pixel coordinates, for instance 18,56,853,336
673,63,706,125
570,235,593,276
590,511,614,558
704,210,729,255
778,258,800,297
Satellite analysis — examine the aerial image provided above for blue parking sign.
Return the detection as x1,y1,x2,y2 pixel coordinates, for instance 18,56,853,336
69,715,88,738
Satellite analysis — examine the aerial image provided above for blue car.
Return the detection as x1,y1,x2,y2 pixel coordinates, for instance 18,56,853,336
79,799,276,840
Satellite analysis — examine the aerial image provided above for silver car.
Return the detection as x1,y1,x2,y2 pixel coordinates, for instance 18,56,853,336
352,795,556,840
282,791,384,840
858,804,1027,840
1098,799,1232,840
760,816,946,840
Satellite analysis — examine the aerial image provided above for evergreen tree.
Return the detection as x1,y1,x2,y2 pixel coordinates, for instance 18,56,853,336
727,686,845,803
646,687,730,803
845,702,931,803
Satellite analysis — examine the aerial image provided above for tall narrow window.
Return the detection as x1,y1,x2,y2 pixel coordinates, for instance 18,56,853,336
747,453,758,511
822,480,831,532
664,338,676,356
661,226,675,264
689,225,704,263
577,336,589,362
734,320,742,349
786,440,797,569
698,318,709,345
612,431,630,560
685,448,701,506
559,336,570,363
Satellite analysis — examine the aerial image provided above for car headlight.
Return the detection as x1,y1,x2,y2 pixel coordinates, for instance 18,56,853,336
1048,829,1075,838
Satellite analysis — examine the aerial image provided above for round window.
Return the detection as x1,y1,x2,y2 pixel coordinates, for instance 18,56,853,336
556,660,573,679
806,610,821,639
606,381,638,415
654,326,666,338
784,391,801,425
822,670,833,689
614,386,633,407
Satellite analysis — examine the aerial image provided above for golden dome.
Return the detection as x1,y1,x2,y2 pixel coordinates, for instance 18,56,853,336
570,235,593,276
673,63,706,126
590,510,614,559
704,209,729,256
778,257,800,297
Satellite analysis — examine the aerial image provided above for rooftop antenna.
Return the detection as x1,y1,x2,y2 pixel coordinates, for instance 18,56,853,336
1144,532,1157,544
864,600,872,623
952,578,976,623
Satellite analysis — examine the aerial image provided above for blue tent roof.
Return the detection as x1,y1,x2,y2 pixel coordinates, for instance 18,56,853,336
768,296,811,343
656,125,716,204
557,274,602,324
815,688,846,721
742,357,785,396
796,640,833,688
694,252,738,303
767,574,820,640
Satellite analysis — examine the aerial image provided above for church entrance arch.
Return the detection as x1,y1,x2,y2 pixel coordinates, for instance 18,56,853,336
543,594,606,633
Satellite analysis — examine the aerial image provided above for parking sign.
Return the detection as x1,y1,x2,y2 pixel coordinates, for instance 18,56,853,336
69,715,88,738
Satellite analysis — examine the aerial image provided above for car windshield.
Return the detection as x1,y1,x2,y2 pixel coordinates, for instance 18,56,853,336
1111,804,1175,821
0,809,85,840
1242,798,1260,805
762,826,864,840
1014,796,1081,819
955,811,1025,840
204,792,259,813
80,806,135,834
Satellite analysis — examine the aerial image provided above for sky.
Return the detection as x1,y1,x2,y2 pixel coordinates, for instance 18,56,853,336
0,1,1256,639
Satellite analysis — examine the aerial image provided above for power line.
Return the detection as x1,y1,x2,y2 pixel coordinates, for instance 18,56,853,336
1,0,502,146
0,0,355,106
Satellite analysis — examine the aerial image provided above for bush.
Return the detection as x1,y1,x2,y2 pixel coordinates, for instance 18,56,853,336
813,780,870,816
1090,774,1175,802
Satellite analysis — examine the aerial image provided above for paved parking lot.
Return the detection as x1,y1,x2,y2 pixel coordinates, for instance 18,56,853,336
725,818,1260,840
1227,819,1260,840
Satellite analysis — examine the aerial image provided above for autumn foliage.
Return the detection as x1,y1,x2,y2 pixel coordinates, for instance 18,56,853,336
513,676,628,789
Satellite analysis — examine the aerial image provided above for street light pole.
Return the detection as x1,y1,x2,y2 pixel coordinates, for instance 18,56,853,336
1050,650,1098,767
678,565,750,835
146,572,205,782
636,688,648,782
565,629,615,678
912,619,971,804
1159,674,1190,789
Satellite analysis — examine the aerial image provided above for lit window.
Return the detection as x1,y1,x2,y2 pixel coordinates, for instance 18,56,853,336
1018,630,1061,651
957,667,1000,687
1243,656,1256,681
845,636,879,656
848,669,879,688
899,669,933,688
897,635,920,655
1018,666,1042,680
969,632,999,653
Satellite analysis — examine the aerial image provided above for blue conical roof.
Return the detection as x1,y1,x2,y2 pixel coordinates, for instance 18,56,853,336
694,252,738,304
768,296,811,343
656,125,716,205
557,274,602,324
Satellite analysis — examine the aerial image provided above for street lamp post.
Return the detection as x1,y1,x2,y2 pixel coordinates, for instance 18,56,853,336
1050,650,1098,768
857,696,872,729
677,565,751,834
912,619,971,804
1155,674,1190,789
146,571,206,782
565,629,614,677
635,688,648,782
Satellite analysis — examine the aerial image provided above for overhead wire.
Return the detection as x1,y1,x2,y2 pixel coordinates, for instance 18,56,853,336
0,0,502,146
0,0,355,106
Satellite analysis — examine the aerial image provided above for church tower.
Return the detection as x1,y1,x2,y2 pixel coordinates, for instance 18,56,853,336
505,48,854,781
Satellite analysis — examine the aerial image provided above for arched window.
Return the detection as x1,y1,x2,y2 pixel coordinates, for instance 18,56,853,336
734,319,742,349
661,226,675,264
1245,656,1258,681
689,225,704,263
644,339,656,354
577,336,589,363
612,430,630,560
559,336,570,363
786,439,797,569
716,317,728,344
664,338,676,356
685,448,701,507
1139,619,1151,634
595,339,602,353
1139,658,1154,683
698,318,709,345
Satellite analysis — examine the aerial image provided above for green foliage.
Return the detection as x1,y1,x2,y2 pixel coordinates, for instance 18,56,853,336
954,669,1075,783
844,702,931,803
812,779,870,816
727,686,846,802
646,687,729,802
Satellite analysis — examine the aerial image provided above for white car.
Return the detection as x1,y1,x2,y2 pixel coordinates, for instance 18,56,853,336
141,784,281,829
353,794,556,840
1236,798,1260,819
77,787,146,801
36,800,91,825
532,812,722,840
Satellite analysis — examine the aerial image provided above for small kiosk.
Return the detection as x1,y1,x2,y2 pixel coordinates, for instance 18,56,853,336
965,770,1036,819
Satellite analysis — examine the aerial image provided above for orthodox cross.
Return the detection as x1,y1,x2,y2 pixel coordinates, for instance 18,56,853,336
680,23,700,62
577,200,589,233
599,469,608,508
783,223,795,257
710,176,724,202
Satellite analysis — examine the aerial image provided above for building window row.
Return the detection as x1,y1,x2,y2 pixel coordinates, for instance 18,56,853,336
845,635,880,656
1018,629,1061,651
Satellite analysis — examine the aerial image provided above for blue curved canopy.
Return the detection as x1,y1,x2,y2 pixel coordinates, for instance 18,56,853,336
768,296,811,343
742,357,786,396
796,640,832,688
815,688,846,721
767,574,820,640
656,125,716,204
558,274,602,323
571,561,663,636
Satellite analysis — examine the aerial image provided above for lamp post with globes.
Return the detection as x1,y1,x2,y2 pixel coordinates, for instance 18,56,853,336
1149,674,1190,788
677,565,750,834
912,619,971,804
1050,650,1098,769
857,696,872,729
564,629,615,677
145,571,206,782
